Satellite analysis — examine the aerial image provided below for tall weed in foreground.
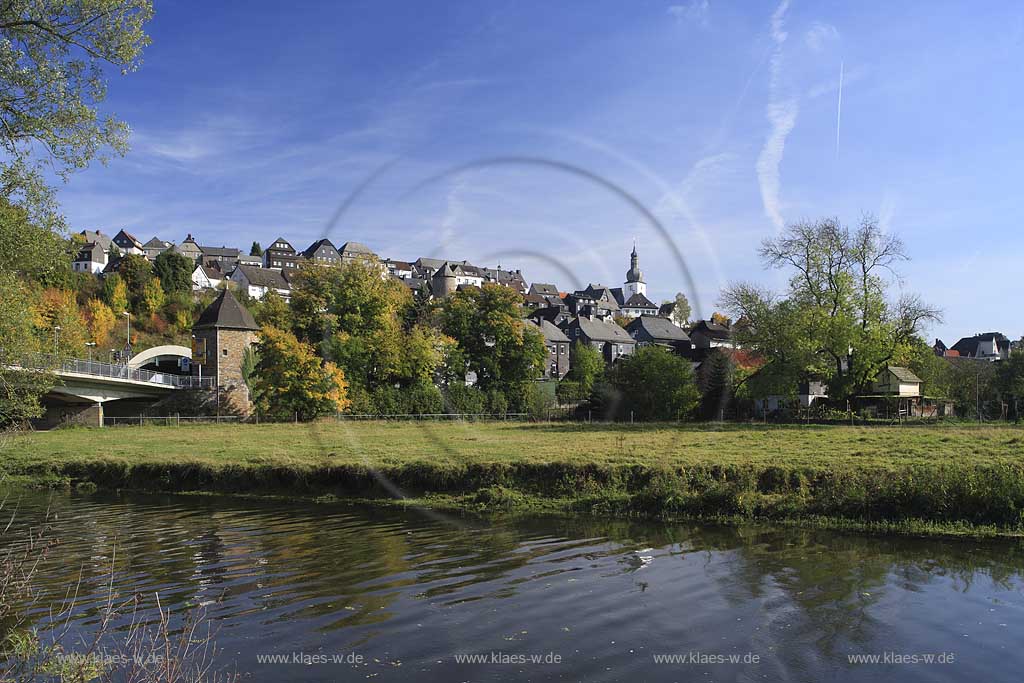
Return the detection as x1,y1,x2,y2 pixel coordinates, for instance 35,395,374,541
0,497,235,682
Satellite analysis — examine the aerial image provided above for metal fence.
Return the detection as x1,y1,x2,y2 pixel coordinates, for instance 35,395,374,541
332,413,531,421
100,412,539,427
10,353,216,390
104,415,242,427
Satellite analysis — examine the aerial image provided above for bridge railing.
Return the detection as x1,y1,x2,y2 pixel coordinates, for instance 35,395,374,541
8,353,217,390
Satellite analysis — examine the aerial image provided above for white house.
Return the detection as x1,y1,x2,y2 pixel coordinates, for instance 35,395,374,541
689,320,736,349
192,264,224,291
229,264,291,301
872,366,922,397
72,242,108,274
383,259,414,279
112,229,145,256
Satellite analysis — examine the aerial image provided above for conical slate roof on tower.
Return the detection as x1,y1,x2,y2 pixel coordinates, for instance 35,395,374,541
194,288,259,331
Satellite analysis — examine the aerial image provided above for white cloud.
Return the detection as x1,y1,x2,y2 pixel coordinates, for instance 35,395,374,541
757,100,798,232
757,0,798,233
667,0,710,29
805,21,839,52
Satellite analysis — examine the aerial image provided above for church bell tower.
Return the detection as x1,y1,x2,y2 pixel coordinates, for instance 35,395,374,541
623,242,646,299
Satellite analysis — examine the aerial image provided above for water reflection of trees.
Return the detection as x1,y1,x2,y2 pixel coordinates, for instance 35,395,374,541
5,491,1024,671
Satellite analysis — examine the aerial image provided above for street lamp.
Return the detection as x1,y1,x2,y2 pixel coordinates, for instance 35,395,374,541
85,341,96,363
53,325,61,356
191,333,202,385
123,311,131,359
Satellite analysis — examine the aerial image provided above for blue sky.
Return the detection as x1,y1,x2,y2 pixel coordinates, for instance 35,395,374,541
55,0,1024,344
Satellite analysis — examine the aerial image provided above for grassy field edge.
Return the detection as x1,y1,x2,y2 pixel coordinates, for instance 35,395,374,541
8,434,1024,538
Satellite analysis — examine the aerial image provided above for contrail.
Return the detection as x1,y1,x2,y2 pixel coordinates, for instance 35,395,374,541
836,60,844,158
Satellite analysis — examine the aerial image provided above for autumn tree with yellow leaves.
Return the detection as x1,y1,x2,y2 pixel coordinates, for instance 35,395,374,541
251,325,350,421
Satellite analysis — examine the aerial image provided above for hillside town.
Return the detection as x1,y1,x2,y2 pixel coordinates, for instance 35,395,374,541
49,224,1022,427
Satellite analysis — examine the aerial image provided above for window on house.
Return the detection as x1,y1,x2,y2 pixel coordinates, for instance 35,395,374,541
222,349,228,356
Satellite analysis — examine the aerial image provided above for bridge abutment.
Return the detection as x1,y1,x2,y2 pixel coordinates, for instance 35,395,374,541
42,401,103,429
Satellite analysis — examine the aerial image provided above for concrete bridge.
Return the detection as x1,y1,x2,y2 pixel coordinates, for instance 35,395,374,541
12,346,217,427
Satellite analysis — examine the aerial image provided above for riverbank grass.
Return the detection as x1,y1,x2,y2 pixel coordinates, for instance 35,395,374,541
6,422,1024,535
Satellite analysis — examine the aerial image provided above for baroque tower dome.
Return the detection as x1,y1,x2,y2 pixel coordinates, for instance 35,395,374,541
625,243,644,284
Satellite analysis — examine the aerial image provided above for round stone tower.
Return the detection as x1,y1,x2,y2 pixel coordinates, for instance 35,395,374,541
192,288,259,413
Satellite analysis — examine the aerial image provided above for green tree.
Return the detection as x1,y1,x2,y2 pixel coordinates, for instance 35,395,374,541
608,346,700,421
670,292,691,326
907,338,953,398
251,326,350,421
722,216,940,400
102,273,128,315
141,276,165,314
252,289,292,331
0,197,69,426
32,288,87,356
153,250,194,295
291,261,447,390
1,1,152,225
0,198,68,282
0,273,52,427
84,298,116,347
250,241,263,256
947,358,998,421
438,284,547,391
996,350,1024,420
697,348,736,420
566,341,604,394
116,254,153,313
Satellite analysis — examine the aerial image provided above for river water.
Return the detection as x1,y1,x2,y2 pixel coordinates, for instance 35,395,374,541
2,490,1023,682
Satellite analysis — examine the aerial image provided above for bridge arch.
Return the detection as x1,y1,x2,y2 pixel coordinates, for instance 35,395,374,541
128,344,192,371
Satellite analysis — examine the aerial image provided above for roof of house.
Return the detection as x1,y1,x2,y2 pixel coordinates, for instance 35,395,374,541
523,292,549,307
690,320,732,339
527,318,570,343
74,242,105,261
114,229,143,248
529,306,565,324
575,285,620,310
175,235,201,253
658,302,675,318
626,315,690,342
484,268,527,288
142,237,172,250
402,277,428,291
884,366,922,383
951,332,1010,357
200,245,241,258
454,263,485,278
301,238,339,259
233,264,289,289
102,255,124,274
194,264,223,280
573,316,635,343
622,292,657,309
339,241,375,256
194,289,259,331
79,230,112,250
385,259,414,270
268,237,295,251
530,283,560,296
